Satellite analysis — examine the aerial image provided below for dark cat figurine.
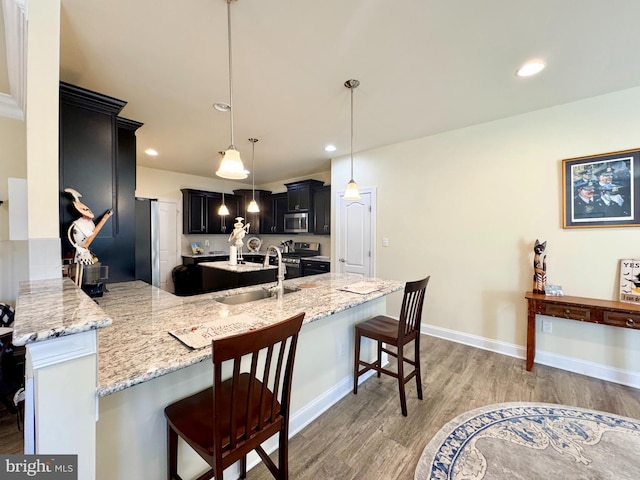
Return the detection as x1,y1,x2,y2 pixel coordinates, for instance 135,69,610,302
532,239,547,294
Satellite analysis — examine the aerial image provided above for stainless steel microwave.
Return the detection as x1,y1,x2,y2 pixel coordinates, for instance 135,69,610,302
284,212,309,233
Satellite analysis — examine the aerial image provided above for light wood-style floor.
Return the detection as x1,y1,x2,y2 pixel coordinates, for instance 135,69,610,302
1,335,639,477
248,335,640,479
0,402,22,454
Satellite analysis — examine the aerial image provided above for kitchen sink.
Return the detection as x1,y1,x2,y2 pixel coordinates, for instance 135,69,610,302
214,286,300,305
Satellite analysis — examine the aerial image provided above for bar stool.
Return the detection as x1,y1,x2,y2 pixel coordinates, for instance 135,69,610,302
353,277,430,416
164,312,305,480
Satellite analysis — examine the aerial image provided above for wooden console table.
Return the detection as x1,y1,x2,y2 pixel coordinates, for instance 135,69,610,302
525,292,640,371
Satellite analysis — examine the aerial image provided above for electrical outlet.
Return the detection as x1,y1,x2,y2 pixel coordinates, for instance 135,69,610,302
542,320,552,334
382,237,389,247
338,343,346,357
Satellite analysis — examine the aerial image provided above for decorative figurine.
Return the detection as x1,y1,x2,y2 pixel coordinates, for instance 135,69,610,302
228,217,251,263
532,239,547,294
64,188,113,286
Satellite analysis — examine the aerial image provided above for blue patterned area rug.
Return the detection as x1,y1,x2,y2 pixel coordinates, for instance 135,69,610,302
415,402,640,480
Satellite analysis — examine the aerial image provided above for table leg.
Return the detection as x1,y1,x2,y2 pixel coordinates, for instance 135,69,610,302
526,301,536,371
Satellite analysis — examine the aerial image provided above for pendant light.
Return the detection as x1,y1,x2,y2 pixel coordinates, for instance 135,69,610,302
247,138,260,213
217,152,230,215
216,0,247,179
344,79,361,200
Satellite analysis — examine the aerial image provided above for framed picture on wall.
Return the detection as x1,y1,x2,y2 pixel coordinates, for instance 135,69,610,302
562,148,640,228
619,259,640,304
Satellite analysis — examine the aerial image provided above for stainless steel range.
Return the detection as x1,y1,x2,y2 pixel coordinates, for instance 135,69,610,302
281,242,320,279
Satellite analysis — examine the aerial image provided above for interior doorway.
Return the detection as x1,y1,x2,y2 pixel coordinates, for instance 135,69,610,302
158,200,179,292
335,188,376,277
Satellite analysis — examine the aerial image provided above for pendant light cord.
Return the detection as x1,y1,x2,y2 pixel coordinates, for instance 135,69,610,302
350,85,354,179
227,0,235,148
251,138,257,200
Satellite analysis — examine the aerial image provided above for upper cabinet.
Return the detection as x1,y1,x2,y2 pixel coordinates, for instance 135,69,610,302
182,189,241,235
59,82,143,282
233,189,272,236
261,193,288,234
209,193,240,235
313,185,331,235
285,180,324,212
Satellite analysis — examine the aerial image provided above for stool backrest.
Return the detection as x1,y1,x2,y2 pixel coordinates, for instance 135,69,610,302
211,311,305,464
399,276,430,338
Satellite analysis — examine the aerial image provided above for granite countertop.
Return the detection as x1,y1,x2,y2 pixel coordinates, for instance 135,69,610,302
97,273,401,396
182,251,228,258
13,274,403,397
13,278,113,346
199,261,277,272
303,256,331,262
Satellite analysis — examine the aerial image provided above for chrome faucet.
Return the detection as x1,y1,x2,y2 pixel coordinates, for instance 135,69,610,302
263,245,285,296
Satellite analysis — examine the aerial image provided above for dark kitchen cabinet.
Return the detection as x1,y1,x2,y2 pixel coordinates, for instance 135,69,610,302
313,186,331,235
183,189,208,234
301,259,330,276
233,189,272,236
285,180,324,212
208,193,240,235
261,193,288,234
181,189,241,234
59,82,143,283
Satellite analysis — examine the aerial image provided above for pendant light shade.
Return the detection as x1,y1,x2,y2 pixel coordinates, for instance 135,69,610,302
247,138,260,213
216,0,247,180
344,79,361,200
218,197,230,216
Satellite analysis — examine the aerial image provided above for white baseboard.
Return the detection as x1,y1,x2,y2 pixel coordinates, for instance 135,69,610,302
422,324,640,390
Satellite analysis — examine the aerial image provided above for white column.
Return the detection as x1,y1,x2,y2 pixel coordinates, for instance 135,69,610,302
25,330,98,480
25,0,62,280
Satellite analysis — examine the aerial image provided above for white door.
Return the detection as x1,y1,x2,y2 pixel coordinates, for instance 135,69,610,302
158,200,179,292
335,188,375,277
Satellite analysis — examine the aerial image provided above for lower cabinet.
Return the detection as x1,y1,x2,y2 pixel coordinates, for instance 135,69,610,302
201,268,277,293
301,260,330,276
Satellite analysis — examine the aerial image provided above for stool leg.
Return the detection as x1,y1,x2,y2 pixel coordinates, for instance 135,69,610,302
167,424,178,480
376,341,382,377
397,344,407,416
240,455,247,479
353,329,361,394
414,337,423,400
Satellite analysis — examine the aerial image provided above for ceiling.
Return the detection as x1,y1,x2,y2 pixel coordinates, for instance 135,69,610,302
9,1,640,184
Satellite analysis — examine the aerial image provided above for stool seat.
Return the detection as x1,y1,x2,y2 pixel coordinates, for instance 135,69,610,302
165,373,281,459
355,315,405,344
353,277,429,416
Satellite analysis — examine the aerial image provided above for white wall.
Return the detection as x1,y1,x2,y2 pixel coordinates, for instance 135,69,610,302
0,116,28,303
332,85,640,383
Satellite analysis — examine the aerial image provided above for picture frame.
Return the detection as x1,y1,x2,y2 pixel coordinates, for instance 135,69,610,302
190,242,204,255
562,148,640,228
619,259,640,305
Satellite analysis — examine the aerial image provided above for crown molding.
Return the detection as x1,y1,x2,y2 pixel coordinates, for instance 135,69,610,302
1,0,27,119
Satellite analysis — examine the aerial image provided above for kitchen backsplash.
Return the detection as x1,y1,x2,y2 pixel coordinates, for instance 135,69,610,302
181,233,330,257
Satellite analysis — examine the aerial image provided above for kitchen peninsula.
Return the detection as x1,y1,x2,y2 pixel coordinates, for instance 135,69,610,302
14,273,403,480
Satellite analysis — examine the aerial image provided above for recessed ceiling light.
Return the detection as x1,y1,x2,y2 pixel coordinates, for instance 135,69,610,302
145,148,159,157
324,144,337,152
516,60,546,77
213,103,231,112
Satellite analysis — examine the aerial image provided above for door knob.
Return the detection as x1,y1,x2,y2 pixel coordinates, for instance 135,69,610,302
339,258,345,263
